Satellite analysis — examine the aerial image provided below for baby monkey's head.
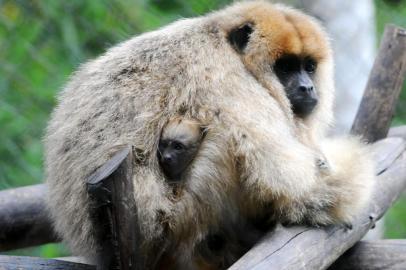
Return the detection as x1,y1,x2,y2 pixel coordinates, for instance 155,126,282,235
158,117,206,181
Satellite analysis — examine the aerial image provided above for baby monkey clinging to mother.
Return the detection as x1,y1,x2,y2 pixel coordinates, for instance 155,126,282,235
158,117,206,181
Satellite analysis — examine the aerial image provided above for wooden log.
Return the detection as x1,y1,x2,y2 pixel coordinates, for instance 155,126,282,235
370,137,405,174
0,255,95,270
329,240,406,270
389,125,406,140
229,138,406,270
0,184,58,251
351,25,406,142
86,145,142,270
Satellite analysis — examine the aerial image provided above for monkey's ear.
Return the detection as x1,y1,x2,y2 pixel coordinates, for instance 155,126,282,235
228,23,254,53
200,127,209,140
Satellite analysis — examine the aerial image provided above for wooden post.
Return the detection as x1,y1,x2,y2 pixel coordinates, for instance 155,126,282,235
86,145,142,270
351,25,406,141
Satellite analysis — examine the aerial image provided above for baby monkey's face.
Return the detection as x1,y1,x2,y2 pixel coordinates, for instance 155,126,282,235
158,138,199,180
158,117,204,181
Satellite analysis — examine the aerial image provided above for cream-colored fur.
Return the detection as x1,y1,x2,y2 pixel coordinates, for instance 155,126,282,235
44,1,374,269
161,117,202,147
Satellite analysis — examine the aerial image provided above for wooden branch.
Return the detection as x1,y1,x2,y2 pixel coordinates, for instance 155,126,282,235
230,24,406,270
0,255,95,270
351,25,406,142
0,184,58,251
86,145,142,270
389,125,406,140
4,238,405,270
229,138,406,270
329,240,406,270
370,137,406,174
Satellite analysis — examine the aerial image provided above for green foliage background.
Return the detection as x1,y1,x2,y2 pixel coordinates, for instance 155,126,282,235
0,0,405,257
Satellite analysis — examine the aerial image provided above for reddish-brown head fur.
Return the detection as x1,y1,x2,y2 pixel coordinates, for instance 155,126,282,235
243,3,331,62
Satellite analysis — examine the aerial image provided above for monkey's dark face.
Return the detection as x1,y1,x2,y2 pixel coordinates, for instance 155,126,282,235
273,55,318,118
158,139,198,181
228,17,329,120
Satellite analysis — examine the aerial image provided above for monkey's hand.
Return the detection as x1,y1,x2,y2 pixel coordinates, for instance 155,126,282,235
275,137,374,227
314,136,375,225
316,155,330,175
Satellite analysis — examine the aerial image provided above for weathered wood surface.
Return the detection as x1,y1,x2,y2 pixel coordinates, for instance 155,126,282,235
329,240,406,270
370,137,405,174
86,145,142,270
3,239,405,270
229,138,406,270
0,184,58,251
351,25,406,142
389,125,406,140
0,255,95,270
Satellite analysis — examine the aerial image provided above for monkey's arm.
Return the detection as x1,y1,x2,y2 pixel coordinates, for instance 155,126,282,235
232,120,374,226
274,136,375,226
231,124,322,217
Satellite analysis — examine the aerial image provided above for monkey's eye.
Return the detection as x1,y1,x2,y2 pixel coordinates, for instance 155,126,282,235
159,140,169,148
173,142,184,151
304,58,317,74
274,56,299,74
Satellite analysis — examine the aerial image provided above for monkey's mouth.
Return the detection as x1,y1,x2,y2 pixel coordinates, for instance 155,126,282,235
291,96,317,103
292,98,318,117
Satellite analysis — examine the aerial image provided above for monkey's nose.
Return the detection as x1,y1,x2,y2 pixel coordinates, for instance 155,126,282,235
163,155,172,163
299,85,314,94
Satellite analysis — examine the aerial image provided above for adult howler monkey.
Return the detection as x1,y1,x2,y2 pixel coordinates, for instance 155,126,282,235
45,2,374,269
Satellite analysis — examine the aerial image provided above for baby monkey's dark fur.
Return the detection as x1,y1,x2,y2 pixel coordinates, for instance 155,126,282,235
158,117,206,182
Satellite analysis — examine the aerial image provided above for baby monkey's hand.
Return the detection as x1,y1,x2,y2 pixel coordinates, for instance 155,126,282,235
316,155,331,175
